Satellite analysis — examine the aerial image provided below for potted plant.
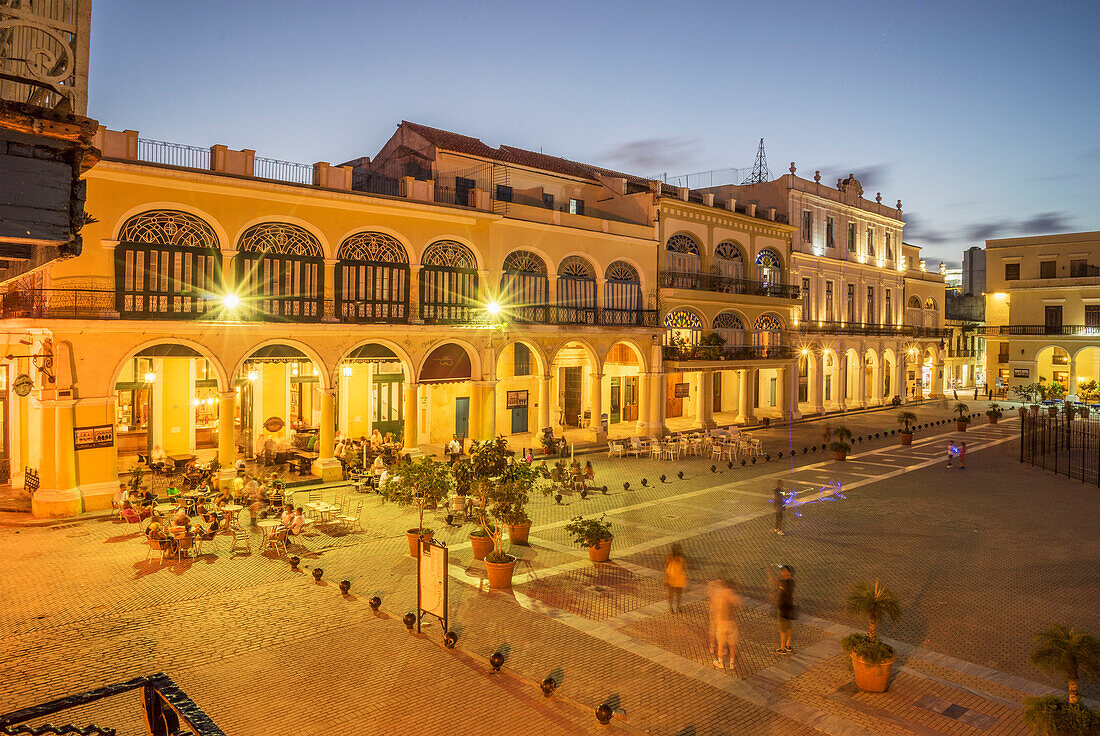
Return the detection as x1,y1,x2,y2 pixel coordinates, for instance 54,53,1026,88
699,331,726,361
954,402,971,431
986,403,1003,425
840,581,902,692
564,514,614,562
1031,403,1042,417
127,464,147,496
380,456,454,557
1023,624,1100,735
469,523,496,561
896,411,918,445
830,425,853,461
496,461,546,546
1080,405,1091,420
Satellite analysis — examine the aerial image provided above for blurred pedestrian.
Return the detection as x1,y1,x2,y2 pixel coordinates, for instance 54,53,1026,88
773,480,786,536
664,544,687,613
706,578,742,672
822,421,833,445
946,440,957,468
958,442,966,469
767,565,795,653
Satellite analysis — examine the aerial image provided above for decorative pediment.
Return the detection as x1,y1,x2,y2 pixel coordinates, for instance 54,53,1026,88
836,174,863,197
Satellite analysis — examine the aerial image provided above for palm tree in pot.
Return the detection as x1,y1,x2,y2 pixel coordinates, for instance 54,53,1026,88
896,411,918,445
953,402,971,431
986,403,1003,425
840,581,902,692
830,425,853,461
381,456,454,557
565,514,614,562
1024,624,1100,735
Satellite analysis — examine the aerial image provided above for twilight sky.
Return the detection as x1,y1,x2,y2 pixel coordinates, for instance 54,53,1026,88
88,0,1100,267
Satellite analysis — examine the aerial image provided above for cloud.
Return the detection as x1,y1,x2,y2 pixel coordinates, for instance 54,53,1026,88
1016,212,1073,234
903,213,952,244
601,137,699,173
965,222,1005,241
818,163,890,192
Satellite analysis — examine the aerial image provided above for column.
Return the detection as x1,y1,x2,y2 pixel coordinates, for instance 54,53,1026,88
893,356,906,404
403,382,420,449
787,363,802,419
1068,360,1078,399
871,358,884,406
54,399,77,494
738,368,756,424
635,372,650,434
217,391,237,485
312,388,343,479
409,264,423,323
837,357,848,411
697,371,715,429
31,399,82,518
589,372,606,443
323,259,338,322
809,352,825,414
537,374,551,431
483,381,497,440
649,372,665,437
929,349,944,398
775,365,787,419
856,354,868,408
468,380,496,441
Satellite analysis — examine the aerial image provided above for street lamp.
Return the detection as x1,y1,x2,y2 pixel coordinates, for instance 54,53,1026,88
144,371,156,383
486,300,501,316
222,293,240,309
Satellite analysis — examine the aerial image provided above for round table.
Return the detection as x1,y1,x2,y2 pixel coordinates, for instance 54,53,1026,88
221,504,244,529
153,503,175,517
256,518,280,548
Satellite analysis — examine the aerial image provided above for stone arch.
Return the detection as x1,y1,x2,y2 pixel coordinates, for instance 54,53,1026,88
111,202,231,253
550,337,603,374
419,235,484,271
415,338,484,383
924,296,937,310
495,337,550,376
232,216,330,260
908,295,922,309
337,338,416,382
109,337,230,393
233,338,331,390
666,232,703,273
605,338,648,373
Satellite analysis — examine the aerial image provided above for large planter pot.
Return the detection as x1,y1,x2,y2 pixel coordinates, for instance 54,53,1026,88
469,533,494,561
833,449,848,461
406,529,433,557
1081,409,1091,420
1029,406,1040,417
956,420,968,432
1017,407,1027,418
1048,407,1058,417
507,522,531,546
587,537,613,562
987,415,999,425
485,555,516,589
899,432,913,446
851,652,896,692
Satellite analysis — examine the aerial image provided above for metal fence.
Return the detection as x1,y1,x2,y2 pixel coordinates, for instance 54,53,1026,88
1020,411,1100,484
254,156,313,185
138,138,211,170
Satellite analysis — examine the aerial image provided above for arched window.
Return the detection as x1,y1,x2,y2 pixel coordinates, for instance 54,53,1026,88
753,314,785,350
714,242,745,280
666,234,702,276
908,296,922,309
604,260,643,325
556,256,597,324
755,248,783,290
500,250,549,323
336,232,409,323
664,308,703,346
420,240,478,324
115,210,221,318
924,297,937,310
234,223,323,320
713,312,745,346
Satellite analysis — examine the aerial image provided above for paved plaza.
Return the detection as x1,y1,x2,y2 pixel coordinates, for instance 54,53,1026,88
2,401,1098,735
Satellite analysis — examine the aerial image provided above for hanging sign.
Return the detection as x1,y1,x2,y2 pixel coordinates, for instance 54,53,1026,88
1013,368,1030,379
74,424,114,450
506,390,528,409
417,537,448,633
12,373,33,397
674,382,690,398
263,416,285,433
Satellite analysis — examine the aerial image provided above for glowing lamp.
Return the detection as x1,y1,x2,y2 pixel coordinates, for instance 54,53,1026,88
342,365,353,377
800,348,809,355
247,370,258,382
486,300,502,316
144,371,156,383
222,293,240,309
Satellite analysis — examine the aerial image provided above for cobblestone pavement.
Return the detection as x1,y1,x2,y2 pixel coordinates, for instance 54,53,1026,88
2,401,1098,736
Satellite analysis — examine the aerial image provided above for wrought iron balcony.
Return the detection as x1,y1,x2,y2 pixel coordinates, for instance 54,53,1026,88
984,324,1100,336
797,321,911,337
659,271,800,299
663,343,794,362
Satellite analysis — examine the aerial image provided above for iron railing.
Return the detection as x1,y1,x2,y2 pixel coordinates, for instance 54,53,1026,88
351,173,403,197
797,321,911,337
663,344,794,362
0,672,225,736
254,156,313,185
1020,410,1100,485
985,324,1100,336
659,271,800,299
137,138,212,169
1,288,114,319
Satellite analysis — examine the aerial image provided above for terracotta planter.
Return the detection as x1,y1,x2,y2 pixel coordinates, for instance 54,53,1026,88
587,537,613,562
1029,406,1040,416
1048,407,1058,417
851,652,895,692
406,529,432,557
833,449,848,461
1017,407,1027,418
956,420,968,432
485,555,516,589
899,432,913,446
988,415,999,425
469,533,494,560
508,522,531,546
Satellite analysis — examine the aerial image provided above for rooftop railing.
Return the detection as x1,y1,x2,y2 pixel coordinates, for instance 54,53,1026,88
254,156,313,185
138,138,211,169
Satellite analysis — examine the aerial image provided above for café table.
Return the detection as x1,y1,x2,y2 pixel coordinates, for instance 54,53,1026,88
221,504,244,529
256,518,281,550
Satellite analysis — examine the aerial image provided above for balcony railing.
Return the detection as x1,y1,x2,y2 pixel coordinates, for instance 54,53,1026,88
254,156,313,185
663,344,794,362
797,321,911,336
659,271,800,299
984,324,1100,336
1,288,656,328
138,138,212,169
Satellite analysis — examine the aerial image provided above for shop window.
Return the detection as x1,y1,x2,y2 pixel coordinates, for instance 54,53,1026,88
514,343,531,376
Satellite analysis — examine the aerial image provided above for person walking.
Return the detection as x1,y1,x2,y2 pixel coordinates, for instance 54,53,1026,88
822,421,833,446
958,442,966,470
664,544,687,613
946,440,956,468
767,565,795,654
706,578,742,672
773,480,787,535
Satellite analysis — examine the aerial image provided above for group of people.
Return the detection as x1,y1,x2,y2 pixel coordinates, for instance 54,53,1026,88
663,545,797,673
537,458,595,491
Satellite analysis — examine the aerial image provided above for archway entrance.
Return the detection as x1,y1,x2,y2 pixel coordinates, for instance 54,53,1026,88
236,344,324,463
338,344,411,443
551,342,597,429
495,341,544,438
419,343,474,445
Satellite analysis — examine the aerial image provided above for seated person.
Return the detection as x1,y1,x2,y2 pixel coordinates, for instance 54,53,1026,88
243,475,260,499
215,487,233,509
231,472,245,500
371,454,386,476
234,457,246,472
280,504,295,528
120,503,142,524
584,460,595,482
370,429,384,449
289,507,305,537
149,444,167,471
195,500,213,523
113,483,129,507
377,468,392,492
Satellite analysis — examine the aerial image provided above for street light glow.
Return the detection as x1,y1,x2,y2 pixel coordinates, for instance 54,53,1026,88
222,293,240,309
486,300,501,316
144,371,156,383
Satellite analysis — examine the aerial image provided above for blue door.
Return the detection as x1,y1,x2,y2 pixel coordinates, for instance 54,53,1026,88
455,397,470,439
511,406,528,434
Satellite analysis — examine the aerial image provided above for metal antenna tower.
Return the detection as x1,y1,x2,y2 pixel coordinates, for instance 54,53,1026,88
742,138,770,184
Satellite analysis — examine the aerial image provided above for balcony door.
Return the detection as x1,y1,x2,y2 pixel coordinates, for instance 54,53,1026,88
1045,305,1063,334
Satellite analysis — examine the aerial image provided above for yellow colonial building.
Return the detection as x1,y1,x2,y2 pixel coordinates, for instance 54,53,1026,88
984,230,1100,397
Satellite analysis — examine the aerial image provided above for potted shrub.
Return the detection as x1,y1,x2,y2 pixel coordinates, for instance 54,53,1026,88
954,402,971,431
380,456,454,557
1024,624,1100,735
565,514,614,562
896,411,918,445
1031,403,1042,417
699,331,726,361
840,581,902,692
497,461,547,546
986,403,1003,425
830,425,853,461
127,464,147,496
469,524,496,561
